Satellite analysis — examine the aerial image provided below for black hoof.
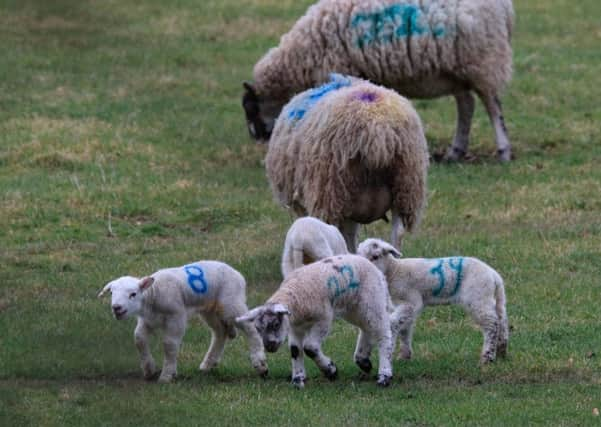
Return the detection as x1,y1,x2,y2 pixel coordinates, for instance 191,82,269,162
377,374,392,387
356,357,372,373
324,363,338,381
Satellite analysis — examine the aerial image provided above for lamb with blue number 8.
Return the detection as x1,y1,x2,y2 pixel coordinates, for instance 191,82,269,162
98,260,268,383
357,238,509,365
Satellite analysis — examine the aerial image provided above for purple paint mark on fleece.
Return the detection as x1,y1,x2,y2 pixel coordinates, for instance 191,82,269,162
355,91,379,103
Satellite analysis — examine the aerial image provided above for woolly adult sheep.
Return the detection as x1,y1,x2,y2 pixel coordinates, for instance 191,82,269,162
242,0,514,161
357,238,508,364
281,216,349,278
265,74,429,252
98,261,268,382
236,254,394,388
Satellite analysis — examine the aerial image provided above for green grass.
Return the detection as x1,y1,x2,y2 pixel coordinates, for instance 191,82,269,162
1,0,601,425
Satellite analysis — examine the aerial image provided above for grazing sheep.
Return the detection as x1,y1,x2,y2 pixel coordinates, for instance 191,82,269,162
357,238,508,364
243,0,514,161
281,216,349,278
236,254,394,388
98,261,268,382
265,74,429,252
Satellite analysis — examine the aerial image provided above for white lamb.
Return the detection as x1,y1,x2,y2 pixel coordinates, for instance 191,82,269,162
357,238,508,364
281,216,349,278
98,261,268,382
236,254,394,388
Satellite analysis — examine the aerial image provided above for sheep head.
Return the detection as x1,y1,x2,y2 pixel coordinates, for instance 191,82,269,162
236,303,290,353
98,276,154,320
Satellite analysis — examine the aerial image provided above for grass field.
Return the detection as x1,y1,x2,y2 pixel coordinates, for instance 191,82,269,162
1,0,601,425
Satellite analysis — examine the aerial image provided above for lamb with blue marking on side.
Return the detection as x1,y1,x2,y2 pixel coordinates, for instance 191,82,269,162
281,216,349,278
357,238,508,364
236,254,394,388
243,0,514,161
98,261,268,382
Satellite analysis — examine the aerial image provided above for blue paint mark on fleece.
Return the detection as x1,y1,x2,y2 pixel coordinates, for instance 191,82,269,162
351,3,446,48
284,73,352,122
326,264,360,301
430,257,464,297
184,264,208,294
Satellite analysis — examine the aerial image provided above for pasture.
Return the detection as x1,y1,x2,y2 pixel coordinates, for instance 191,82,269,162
1,0,600,425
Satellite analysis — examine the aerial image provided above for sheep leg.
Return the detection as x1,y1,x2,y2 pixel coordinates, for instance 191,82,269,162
303,321,337,381
236,315,269,377
134,319,158,380
353,329,374,375
468,301,500,364
158,314,186,383
445,91,475,161
390,213,405,251
390,302,419,360
479,92,512,161
339,219,360,253
199,313,227,371
288,331,306,388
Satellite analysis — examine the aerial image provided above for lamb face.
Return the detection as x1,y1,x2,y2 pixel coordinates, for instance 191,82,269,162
238,303,290,353
98,276,153,320
357,238,401,271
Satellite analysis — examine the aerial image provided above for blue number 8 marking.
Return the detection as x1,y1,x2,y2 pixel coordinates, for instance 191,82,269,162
184,265,208,294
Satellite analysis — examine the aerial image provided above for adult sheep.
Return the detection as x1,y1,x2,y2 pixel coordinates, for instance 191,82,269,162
265,74,429,252
243,0,514,161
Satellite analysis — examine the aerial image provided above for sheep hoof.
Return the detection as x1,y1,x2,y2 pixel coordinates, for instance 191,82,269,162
376,374,392,387
144,370,160,381
259,368,269,379
291,375,305,389
355,357,372,373
442,146,466,162
497,148,512,162
324,363,337,381
157,373,175,383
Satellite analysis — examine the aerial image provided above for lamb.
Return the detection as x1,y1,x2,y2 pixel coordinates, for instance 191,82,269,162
242,0,514,161
97,261,268,382
281,216,349,278
357,238,508,364
264,74,429,252
236,254,394,388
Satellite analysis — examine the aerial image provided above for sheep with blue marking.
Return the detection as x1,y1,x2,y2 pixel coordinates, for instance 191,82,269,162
237,254,394,388
98,261,268,382
265,74,429,252
281,216,349,278
243,0,514,161
357,238,508,364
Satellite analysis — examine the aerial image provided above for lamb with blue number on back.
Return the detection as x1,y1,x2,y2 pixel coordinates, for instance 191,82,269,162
98,260,268,382
357,238,509,364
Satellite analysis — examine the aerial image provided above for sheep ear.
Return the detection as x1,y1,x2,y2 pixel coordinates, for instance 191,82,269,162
272,303,290,316
387,248,402,259
236,306,264,324
97,282,112,298
138,276,154,291
243,81,257,98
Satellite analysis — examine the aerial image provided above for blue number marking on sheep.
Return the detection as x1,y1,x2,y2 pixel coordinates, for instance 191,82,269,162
285,74,352,122
430,257,464,297
326,264,360,300
447,257,464,296
184,265,208,294
430,259,446,297
351,3,445,48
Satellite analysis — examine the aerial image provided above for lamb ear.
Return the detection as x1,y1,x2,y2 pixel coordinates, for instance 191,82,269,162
97,282,112,298
138,276,155,291
387,248,402,259
271,303,290,316
236,306,264,324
